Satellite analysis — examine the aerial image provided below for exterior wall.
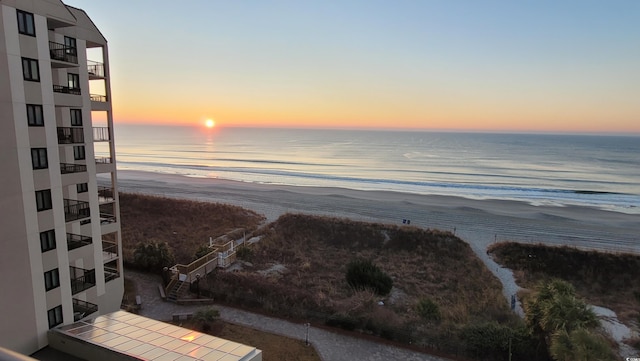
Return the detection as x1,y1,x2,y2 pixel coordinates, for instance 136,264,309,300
0,1,124,355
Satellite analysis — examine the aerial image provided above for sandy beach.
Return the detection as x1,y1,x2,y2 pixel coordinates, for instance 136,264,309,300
109,170,639,312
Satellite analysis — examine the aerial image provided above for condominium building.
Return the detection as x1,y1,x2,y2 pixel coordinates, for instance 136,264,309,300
0,0,123,355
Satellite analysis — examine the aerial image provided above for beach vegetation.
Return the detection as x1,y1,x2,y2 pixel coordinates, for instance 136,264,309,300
522,278,615,360
236,246,253,261
489,242,640,325
192,307,220,333
416,297,441,322
345,259,393,296
132,241,174,272
119,193,265,265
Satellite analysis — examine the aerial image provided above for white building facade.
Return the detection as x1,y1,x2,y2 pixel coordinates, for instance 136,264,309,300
0,0,123,355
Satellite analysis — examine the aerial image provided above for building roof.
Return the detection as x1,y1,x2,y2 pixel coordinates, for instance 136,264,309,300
52,311,262,361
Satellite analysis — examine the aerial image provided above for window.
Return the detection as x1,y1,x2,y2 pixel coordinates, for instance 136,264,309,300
64,36,77,56
44,269,60,291
73,145,85,160
70,109,82,126
35,189,52,211
17,10,35,36
40,230,56,252
22,58,40,81
68,73,80,90
31,148,48,169
47,306,63,328
77,183,88,193
27,104,44,126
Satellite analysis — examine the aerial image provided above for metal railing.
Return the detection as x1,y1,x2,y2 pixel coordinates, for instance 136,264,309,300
93,127,110,141
100,213,117,224
104,267,120,283
90,94,107,102
70,266,96,295
102,241,118,261
60,163,87,174
49,41,78,64
57,127,84,144
53,85,81,95
95,157,112,164
87,60,105,77
72,298,98,320
67,233,92,251
63,199,90,222
98,186,114,203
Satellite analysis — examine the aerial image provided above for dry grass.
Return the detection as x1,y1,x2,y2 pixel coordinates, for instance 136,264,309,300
207,213,512,346
489,242,640,325
119,193,265,264
180,320,321,361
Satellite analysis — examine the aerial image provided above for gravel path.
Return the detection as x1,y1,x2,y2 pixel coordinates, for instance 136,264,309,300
126,270,451,361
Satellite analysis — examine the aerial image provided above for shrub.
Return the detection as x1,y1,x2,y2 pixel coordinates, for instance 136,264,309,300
416,298,441,322
133,241,175,272
236,246,253,261
345,259,393,296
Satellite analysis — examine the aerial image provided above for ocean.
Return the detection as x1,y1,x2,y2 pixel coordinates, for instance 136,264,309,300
107,125,640,214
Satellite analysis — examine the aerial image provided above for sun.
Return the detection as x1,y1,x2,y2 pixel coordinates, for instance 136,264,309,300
205,119,215,128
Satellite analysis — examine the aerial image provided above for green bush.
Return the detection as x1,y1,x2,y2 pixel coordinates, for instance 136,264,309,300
236,246,253,261
416,298,441,322
345,259,393,296
133,241,175,272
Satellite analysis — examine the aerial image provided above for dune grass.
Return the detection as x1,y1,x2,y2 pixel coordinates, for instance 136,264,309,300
489,242,640,324
119,193,265,265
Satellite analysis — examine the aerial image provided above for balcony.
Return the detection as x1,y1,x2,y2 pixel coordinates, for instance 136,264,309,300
102,241,118,261
60,163,87,174
67,233,92,251
87,60,105,79
93,127,111,142
70,266,96,295
90,94,107,102
95,157,112,164
57,127,84,144
72,298,98,321
104,267,120,283
98,186,114,203
53,85,81,95
49,41,78,65
63,199,90,222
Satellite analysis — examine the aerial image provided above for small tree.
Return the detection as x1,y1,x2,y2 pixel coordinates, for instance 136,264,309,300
345,259,393,296
193,307,220,333
133,241,175,272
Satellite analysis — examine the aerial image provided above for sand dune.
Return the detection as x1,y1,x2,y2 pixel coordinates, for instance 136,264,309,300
109,170,640,313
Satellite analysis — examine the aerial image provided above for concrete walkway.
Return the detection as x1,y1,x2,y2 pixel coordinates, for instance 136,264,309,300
126,270,451,361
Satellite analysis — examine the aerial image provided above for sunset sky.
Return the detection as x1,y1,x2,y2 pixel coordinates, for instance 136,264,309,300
66,1,639,133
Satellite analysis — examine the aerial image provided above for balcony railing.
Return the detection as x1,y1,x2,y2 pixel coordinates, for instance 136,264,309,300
60,163,87,174
98,186,114,203
67,233,92,251
63,199,90,222
49,41,78,64
104,267,120,283
72,298,98,321
95,157,112,164
93,127,111,142
53,85,81,95
102,241,118,261
87,60,105,78
90,94,107,102
70,266,96,295
57,127,84,144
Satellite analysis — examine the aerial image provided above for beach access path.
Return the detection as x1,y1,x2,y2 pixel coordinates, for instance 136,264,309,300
126,269,451,361
113,170,640,316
